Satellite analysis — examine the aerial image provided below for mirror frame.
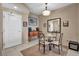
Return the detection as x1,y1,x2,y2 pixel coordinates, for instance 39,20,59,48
47,18,61,33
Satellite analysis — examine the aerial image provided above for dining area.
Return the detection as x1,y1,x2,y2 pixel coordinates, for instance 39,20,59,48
38,18,64,54
21,18,68,56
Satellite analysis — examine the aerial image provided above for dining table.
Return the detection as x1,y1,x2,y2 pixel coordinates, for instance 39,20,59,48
44,36,56,51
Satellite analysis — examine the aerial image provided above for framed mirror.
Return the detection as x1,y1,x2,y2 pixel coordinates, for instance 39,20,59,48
47,18,61,33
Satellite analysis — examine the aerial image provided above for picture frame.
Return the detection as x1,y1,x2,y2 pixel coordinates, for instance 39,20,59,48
23,21,27,27
28,17,37,26
47,18,61,33
63,20,69,27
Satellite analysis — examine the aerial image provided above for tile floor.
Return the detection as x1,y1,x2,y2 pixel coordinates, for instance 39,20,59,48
67,50,79,56
2,39,38,56
2,39,79,56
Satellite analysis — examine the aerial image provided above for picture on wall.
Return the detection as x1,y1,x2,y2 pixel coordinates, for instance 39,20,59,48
23,21,27,27
63,20,69,27
28,17,37,26
47,18,61,33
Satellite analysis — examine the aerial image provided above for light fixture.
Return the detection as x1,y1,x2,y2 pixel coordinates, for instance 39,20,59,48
13,6,18,10
42,3,51,16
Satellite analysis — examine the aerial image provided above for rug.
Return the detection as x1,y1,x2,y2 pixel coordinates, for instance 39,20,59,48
21,44,68,56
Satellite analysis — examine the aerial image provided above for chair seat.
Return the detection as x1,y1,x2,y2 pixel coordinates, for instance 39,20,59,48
51,41,60,45
40,41,50,45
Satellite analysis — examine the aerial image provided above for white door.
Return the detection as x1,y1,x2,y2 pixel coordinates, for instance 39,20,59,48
3,11,22,48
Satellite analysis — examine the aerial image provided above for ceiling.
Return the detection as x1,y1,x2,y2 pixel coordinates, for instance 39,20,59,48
26,3,71,15
2,3,29,14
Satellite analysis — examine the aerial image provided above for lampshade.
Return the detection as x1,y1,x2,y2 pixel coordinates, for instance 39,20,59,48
42,10,51,16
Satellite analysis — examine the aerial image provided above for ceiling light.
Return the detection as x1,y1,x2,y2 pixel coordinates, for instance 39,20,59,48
42,3,51,16
14,6,17,10
42,10,50,16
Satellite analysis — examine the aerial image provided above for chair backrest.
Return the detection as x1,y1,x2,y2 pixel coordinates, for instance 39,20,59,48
36,27,39,31
54,33,63,44
38,31,45,43
51,33,60,41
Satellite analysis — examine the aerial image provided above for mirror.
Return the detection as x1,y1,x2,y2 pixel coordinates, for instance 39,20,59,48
47,18,61,33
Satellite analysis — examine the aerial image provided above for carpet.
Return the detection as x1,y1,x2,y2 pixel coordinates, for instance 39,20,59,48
21,44,68,56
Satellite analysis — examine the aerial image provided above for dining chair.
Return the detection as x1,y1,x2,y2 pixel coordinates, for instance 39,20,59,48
38,31,50,53
51,33,63,54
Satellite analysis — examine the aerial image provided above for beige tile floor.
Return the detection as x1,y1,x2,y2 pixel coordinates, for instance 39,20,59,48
67,50,79,56
2,39,79,56
2,40,38,56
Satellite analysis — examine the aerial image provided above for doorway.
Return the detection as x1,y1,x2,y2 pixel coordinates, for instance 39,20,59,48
3,11,22,48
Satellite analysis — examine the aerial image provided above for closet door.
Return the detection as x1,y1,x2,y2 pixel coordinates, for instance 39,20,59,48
3,11,22,48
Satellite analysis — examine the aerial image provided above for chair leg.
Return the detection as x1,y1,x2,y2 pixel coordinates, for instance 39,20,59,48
39,43,40,51
58,45,60,54
53,44,55,48
49,44,51,50
43,44,45,53
61,45,62,51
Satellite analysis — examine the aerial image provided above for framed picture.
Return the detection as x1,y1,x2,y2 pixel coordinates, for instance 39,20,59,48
23,21,27,27
47,18,61,33
28,17,37,26
63,20,69,27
